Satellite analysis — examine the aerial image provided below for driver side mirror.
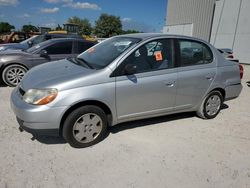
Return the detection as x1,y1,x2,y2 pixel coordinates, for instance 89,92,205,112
40,50,49,58
124,64,137,75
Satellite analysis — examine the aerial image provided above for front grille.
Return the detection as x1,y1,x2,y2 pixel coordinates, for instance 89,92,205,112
19,87,25,96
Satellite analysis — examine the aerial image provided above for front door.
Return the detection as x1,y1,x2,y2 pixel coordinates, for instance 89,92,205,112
115,39,177,121
45,41,74,61
31,41,74,67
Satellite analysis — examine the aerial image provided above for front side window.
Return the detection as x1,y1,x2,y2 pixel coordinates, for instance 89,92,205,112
117,39,175,75
44,41,72,54
178,40,213,67
30,35,46,46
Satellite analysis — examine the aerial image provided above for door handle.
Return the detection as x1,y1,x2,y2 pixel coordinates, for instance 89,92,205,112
205,76,214,81
164,81,175,87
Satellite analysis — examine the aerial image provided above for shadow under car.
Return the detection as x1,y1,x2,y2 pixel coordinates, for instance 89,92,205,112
21,105,229,145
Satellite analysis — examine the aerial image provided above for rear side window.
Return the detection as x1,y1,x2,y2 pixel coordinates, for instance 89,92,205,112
77,41,95,54
178,40,213,67
44,41,72,54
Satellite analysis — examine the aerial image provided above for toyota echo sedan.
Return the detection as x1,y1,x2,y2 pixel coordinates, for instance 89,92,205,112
11,33,243,148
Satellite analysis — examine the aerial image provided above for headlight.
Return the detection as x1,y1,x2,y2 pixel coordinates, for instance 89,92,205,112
0,58,6,62
23,88,58,105
0,47,5,51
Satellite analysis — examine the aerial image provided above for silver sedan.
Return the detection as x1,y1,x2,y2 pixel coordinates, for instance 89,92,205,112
11,33,243,148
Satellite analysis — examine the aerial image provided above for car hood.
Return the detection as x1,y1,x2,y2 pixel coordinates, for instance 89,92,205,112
20,59,97,90
0,50,31,63
0,43,26,51
0,49,29,55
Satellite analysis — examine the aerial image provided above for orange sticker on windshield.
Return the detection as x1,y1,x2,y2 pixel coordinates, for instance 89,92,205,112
88,48,95,53
155,51,163,61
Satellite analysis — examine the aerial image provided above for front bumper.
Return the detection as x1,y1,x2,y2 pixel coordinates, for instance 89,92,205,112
11,87,67,136
17,117,59,136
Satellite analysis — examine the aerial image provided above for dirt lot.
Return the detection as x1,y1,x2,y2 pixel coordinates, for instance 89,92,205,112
0,65,250,188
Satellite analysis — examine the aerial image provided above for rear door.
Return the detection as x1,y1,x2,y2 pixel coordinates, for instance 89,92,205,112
175,39,216,110
75,41,95,55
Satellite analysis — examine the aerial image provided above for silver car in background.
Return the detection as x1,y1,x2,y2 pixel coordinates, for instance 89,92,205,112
217,48,239,63
11,33,243,148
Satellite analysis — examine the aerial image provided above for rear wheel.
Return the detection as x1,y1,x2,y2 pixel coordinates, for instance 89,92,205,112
2,64,27,87
62,105,108,148
196,91,223,119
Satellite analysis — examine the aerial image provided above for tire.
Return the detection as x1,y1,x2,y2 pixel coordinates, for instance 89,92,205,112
196,91,223,119
2,64,28,87
62,105,108,148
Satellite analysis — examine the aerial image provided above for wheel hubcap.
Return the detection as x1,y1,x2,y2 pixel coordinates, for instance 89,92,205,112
6,67,26,86
205,95,221,116
72,113,103,143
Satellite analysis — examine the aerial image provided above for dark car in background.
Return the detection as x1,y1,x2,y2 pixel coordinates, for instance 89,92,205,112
0,33,83,52
0,38,96,86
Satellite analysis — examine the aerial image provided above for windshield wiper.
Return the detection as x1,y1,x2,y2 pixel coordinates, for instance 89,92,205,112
75,57,94,69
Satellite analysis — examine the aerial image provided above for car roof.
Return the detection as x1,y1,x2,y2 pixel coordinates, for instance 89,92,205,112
44,33,83,38
46,38,95,43
27,38,95,52
118,33,208,43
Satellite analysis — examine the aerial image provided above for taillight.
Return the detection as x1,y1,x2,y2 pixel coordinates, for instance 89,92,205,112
239,64,244,79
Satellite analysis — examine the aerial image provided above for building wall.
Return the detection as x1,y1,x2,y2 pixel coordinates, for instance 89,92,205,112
163,23,193,37
164,0,215,41
211,0,250,64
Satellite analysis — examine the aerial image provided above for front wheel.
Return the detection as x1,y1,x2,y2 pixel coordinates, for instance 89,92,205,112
62,105,108,148
2,64,28,87
196,91,223,119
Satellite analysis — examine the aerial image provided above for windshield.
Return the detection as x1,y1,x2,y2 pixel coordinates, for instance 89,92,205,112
21,35,45,47
20,35,37,45
77,37,141,69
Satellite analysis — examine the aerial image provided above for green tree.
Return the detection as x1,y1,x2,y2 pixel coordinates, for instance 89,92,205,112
0,22,15,33
67,16,92,35
22,24,39,33
94,13,122,38
122,29,141,34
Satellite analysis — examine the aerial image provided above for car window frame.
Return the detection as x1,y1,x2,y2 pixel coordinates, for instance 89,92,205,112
111,38,176,77
43,40,73,55
176,39,214,68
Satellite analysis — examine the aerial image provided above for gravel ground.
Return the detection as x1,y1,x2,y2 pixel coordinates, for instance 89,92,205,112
0,65,250,188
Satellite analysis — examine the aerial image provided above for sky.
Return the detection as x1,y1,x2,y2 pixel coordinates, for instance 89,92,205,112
0,0,167,32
